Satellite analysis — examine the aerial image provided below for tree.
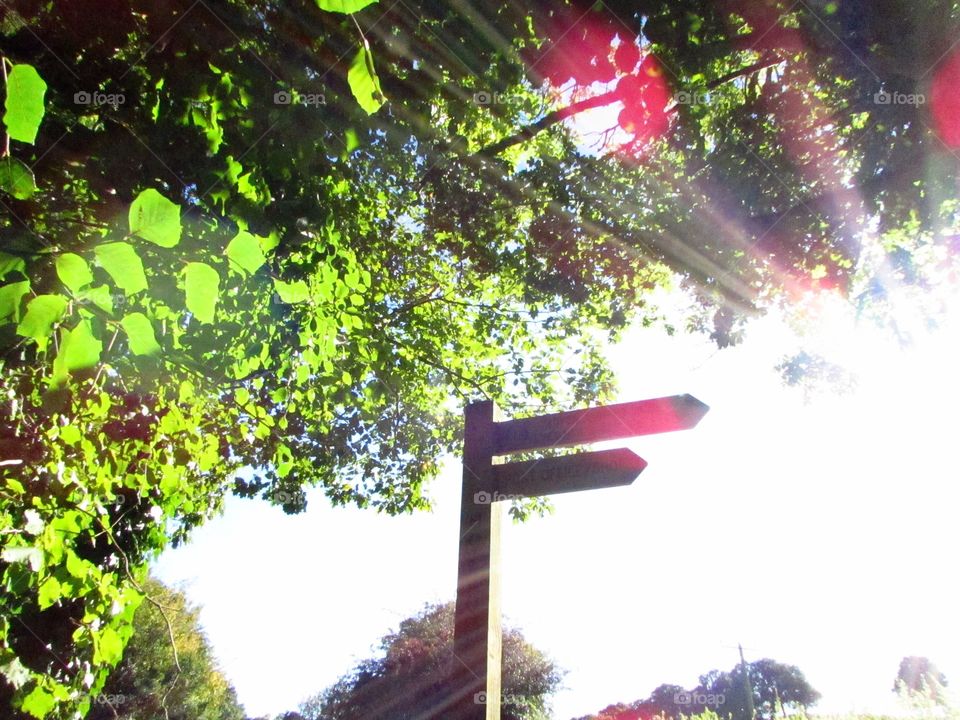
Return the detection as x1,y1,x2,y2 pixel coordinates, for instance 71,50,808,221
575,658,819,720
2,0,958,714
695,659,820,720
297,602,561,720
86,576,244,720
894,656,949,706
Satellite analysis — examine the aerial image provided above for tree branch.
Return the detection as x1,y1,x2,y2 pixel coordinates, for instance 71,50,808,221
475,56,781,158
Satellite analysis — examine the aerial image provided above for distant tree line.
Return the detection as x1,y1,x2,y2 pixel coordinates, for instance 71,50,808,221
94,579,951,720
572,658,820,720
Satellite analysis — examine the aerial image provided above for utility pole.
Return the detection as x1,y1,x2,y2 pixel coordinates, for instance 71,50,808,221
739,643,756,720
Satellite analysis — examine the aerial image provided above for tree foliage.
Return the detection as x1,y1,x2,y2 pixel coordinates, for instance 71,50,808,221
894,656,949,706
86,576,244,720
573,658,819,720
297,601,562,720
0,0,958,715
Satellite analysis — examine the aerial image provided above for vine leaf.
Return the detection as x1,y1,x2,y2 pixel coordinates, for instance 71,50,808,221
0,251,26,279
316,0,377,12
93,627,123,667
55,253,93,293
94,242,148,295
120,312,160,356
20,684,57,718
225,230,267,275
0,280,30,323
348,46,385,115
51,319,102,385
273,278,310,303
3,64,47,144
184,262,220,323
128,188,182,247
0,157,37,199
77,285,114,315
16,294,69,350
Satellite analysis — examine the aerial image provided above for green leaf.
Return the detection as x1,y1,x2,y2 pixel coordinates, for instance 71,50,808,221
55,253,93,293
3,64,46,144
94,626,123,666
1,546,42,572
184,262,220,323
37,575,61,609
317,0,377,12
65,551,90,580
0,157,36,199
0,251,26,279
120,312,160,355
344,128,360,152
16,294,68,350
128,188,182,247
0,280,30,323
77,284,114,314
94,242,148,295
348,46,385,115
51,319,102,385
20,684,56,719
273,278,310,303
225,230,267,275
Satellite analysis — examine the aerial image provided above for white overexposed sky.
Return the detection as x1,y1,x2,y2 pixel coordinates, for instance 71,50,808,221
152,288,960,720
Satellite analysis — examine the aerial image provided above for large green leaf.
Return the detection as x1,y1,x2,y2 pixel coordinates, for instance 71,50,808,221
184,262,220,324
77,285,114,315
225,230,267,275
93,627,123,667
37,576,61,610
128,188,182,247
0,157,37,199
16,294,68,350
273,278,310,303
3,64,46,144
55,253,93,293
20,684,56,719
120,312,160,356
51,319,102,385
317,0,377,12
0,280,30,323
348,46,385,115
94,242,148,295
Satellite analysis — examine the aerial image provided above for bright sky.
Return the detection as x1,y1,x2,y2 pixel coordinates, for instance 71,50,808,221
152,288,960,720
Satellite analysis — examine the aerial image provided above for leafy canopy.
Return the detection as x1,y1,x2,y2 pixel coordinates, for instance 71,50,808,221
1,0,958,716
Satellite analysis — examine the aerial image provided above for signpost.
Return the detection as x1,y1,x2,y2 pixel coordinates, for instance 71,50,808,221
444,394,709,720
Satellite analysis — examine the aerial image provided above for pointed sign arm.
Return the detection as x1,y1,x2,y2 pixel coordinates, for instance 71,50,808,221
489,447,647,499
491,394,709,455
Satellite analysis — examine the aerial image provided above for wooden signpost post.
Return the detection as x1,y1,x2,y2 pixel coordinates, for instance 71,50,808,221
444,394,709,720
